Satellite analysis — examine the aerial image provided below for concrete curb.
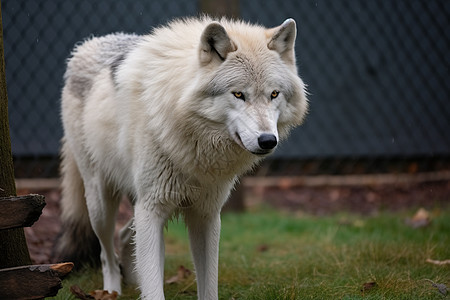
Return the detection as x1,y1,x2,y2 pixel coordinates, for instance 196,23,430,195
15,171,450,191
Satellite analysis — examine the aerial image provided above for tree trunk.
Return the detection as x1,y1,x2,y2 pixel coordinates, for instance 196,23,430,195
0,0,32,268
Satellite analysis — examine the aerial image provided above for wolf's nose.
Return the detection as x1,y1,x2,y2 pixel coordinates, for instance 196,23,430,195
258,134,278,150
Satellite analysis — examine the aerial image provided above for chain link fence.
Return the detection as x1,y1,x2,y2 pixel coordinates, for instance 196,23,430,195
3,0,449,177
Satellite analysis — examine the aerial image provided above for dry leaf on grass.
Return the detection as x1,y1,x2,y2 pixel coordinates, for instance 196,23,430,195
70,285,118,300
433,283,448,296
361,281,377,292
165,265,193,284
70,285,94,300
405,208,431,228
89,290,119,300
257,244,269,252
424,279,448,296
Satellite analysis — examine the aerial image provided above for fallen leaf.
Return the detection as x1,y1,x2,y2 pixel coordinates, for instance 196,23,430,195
89,290,118,300
70,285,94,300
405,208,431,228
165,265,193,284
361,281,377,292
70,285,118,300
426,258,450,265
257,244,269,252
433,283,448,296
412,208,430,221
425,279,448,296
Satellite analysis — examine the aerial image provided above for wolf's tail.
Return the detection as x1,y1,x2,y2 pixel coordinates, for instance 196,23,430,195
53,139,100,267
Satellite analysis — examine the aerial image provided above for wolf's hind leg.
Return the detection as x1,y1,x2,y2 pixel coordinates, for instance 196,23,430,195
84,178,122,294
119,217,138,285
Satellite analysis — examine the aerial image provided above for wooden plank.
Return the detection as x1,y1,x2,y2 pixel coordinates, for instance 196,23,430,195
0,263,74,299
0,194,45,230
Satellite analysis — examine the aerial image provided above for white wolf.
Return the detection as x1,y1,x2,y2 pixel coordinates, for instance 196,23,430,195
56,17,307,299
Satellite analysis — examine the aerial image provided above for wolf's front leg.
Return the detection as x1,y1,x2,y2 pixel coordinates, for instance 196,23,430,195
185,209,221,300
134,202,167,299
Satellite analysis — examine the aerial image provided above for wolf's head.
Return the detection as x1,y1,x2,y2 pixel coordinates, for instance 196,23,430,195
193,18,308,156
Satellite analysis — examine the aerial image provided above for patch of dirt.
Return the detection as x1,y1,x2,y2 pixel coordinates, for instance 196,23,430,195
18,178,449,265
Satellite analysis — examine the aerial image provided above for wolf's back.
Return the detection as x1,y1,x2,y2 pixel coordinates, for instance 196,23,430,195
54,34,140,267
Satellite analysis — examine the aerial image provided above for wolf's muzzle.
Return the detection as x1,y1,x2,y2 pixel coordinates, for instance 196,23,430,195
258,134,278,150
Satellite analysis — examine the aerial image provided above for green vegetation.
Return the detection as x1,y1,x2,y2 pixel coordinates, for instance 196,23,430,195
54,208,449,299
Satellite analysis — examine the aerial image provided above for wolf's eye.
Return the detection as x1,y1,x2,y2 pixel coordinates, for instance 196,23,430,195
233,91,245,101
270,90,279,99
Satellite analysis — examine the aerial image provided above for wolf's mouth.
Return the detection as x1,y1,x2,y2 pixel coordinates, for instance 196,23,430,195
234,132,272,156
234,132,245,149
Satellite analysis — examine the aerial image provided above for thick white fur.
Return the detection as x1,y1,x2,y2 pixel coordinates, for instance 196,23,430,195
60,17,307,299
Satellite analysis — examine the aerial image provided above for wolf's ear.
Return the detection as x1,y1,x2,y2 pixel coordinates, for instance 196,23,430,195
267,19,297,65
199,22,236,65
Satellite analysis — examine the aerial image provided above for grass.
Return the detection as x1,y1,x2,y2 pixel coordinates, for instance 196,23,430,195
53,208,449,299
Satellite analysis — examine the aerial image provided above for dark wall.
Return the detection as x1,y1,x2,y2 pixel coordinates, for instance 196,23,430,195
241,0,449,158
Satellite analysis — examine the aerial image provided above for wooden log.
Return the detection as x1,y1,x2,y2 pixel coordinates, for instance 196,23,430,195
0,262,74,299
0,194,45,230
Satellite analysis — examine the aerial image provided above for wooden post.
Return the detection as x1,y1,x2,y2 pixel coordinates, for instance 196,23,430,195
0,0,33,268
199,0,240,19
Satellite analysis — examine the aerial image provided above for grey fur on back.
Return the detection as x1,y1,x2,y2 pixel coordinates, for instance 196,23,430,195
64,33,142,99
